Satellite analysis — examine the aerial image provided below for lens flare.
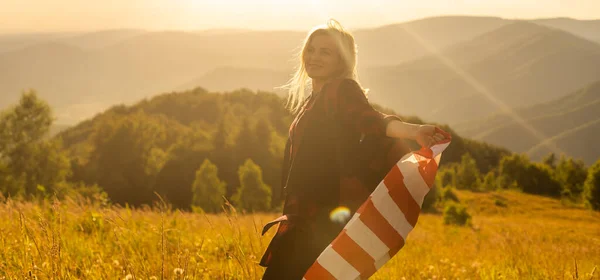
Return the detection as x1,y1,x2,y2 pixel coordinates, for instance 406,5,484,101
329,206,351,225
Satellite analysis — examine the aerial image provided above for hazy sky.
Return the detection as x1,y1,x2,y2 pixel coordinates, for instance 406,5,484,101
1,0,599,33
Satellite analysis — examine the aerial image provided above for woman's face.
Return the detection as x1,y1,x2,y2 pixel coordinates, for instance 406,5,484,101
304,34,343,81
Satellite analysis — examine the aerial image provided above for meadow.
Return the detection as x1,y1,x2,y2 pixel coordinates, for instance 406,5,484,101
1,190,599,280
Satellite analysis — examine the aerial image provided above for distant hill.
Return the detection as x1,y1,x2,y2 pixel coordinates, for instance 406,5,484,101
534,18,600,44
0,16,512,124
193,28,255,35
352,16,509,67
0,42,89,106
0,30,304,123
179,16,510,93
0,29,146,53
363,21,600,125
0,32,76,53
49,123,71,138
176,67,290,94
1,16,598,125
454,80,600,165
56,29,147,49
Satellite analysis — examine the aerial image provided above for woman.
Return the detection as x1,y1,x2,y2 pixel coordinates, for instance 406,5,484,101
260,19,447,279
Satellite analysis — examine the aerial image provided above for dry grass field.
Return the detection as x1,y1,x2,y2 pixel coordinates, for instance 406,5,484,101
1,190,599,280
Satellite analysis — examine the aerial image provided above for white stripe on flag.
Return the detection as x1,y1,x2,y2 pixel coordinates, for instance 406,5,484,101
317,245,360,279
431,142,450,158
343,213,360,230
344,213,389,260
370,182,413,239
434,153,442,165
397,156,430,206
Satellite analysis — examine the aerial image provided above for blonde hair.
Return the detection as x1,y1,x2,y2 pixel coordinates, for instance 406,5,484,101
279,19,365,114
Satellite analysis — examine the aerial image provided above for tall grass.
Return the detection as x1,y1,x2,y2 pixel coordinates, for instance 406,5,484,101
0,190,598,279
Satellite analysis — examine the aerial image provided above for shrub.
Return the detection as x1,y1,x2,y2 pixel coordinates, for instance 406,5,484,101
583,160,600,210
443,202,472,226
439,186,460,203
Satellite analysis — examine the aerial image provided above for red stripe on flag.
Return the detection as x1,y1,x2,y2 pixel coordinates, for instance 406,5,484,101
415,154,438,188
357,199,405,254
387,241,406,257
303,260,337,280
383,165,421,227
331,230,377,277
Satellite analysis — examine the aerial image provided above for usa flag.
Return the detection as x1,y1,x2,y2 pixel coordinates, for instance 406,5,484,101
303,128,451,280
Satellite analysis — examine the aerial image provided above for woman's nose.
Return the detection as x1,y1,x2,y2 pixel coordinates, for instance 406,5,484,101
309,55,323,63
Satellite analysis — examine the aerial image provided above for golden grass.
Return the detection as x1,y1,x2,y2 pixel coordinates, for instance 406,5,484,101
0,190,599,280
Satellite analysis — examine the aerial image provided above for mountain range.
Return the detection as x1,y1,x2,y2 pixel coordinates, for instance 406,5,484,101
2,16,598,124
1,15,599,163
363,21,600,124
454,80,600,165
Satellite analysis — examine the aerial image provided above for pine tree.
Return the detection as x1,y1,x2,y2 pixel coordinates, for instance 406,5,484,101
232,159,272,211
482,171,498,191
583,160,600,210
542,152,557,169
455,153,480,191
191,159,227,213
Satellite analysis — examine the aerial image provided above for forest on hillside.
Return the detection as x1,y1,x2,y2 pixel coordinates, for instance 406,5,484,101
1,88,599,212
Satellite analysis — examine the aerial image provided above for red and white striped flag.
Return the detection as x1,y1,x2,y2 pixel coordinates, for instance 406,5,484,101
303,128,451,279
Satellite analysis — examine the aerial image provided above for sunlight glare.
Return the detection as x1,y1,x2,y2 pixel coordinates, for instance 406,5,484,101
367,0,566,157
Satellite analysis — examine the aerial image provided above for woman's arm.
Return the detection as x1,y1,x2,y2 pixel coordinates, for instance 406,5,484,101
324,79,447,147
385,119,419,139
386,120,447,147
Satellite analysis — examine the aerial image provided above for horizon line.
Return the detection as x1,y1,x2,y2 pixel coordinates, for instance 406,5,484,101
1,14,599,36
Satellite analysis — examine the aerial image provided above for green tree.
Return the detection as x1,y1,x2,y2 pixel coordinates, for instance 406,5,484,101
435,166,456,188
554,155,587,198
232,159,271,211
88,112,167,205
0,91,70,197
191,159,227,213
481,171,498,191
498,154,561,196
542,152,557,169
234,118,258,164
154,130,211,209
0,90,52,151
583,160,600,210
527,163,561,196
498,154,530,189
210,116,237,197
455,153,480,191
254,118,279,203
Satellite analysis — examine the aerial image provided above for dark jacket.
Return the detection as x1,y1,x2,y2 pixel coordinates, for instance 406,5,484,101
260,78,411,278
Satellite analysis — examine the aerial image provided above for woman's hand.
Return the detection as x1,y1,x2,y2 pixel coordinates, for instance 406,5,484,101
415,124,447,148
